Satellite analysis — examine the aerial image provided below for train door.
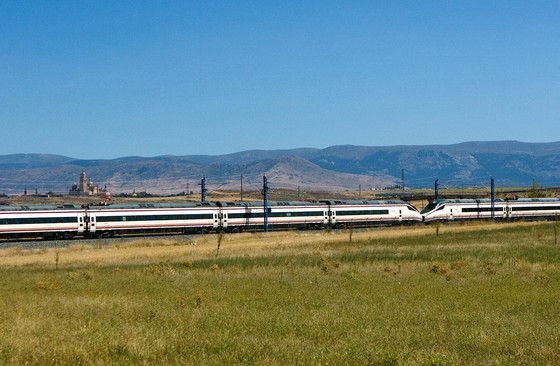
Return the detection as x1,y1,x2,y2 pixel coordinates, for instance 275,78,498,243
213,211,219,231
222,211,228,230
77,213,85,235
449,207,454,220
328,208,336,227
398,209,403,222
244,204,251,226
88,213,97,234
323,208,330,226
505,203,512,219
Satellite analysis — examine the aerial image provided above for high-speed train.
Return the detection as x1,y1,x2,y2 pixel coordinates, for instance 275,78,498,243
0,199,422,240
421,198,560,222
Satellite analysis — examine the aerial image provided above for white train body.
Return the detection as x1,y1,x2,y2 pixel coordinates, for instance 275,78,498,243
0,199,421,240
325,200,422,227
0,204,85,239
219,201,329,232
5,196,560,240
421,198,560,222
87,202,218,236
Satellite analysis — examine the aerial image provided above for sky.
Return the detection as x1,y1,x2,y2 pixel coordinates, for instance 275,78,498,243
1,1,559,159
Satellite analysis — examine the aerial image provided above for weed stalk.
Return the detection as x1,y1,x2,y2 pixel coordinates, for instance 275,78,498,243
55,249,60,270
216,231,225,257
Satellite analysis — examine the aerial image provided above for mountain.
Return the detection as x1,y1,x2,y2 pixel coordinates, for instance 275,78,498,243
0,141,559,195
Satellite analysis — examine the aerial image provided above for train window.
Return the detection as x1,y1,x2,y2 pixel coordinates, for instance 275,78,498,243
336,210,389,216
462,207,503,213
420,203,438,214
512,205,560,211
0,216,77,225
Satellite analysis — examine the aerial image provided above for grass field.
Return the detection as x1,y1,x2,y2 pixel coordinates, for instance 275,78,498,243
1,221,560,365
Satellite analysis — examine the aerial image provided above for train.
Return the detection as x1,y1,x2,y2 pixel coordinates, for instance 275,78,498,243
0,199,422,240
3,196,559,241
421,198,560,222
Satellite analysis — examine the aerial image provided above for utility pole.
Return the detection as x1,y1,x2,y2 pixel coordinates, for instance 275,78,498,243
401,169,405,191
435,178,439,200
200,176,207,202
491,177,495,220
263,176,269,232
240,175,243,201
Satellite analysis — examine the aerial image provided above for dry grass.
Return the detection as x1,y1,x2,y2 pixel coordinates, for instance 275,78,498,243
1,220,560,364
0,221,542,268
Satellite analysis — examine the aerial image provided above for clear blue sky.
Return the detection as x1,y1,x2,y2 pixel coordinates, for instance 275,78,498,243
1,1,559,159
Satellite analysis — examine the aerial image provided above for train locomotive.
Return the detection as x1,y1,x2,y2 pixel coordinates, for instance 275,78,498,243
0,199,422,240
421,198,560,222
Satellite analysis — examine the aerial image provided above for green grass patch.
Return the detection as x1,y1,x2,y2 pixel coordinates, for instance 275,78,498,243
1,222,560,364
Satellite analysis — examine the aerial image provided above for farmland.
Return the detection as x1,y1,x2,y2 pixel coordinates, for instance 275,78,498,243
1,221,560,365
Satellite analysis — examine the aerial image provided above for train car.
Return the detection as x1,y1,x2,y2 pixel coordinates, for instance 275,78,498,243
218,201,328,232
0,200,425,240
323,200,422,228
421,199,503,222
85,202,219,237
506,198,560,220
0,204,85,239
421,198,560,222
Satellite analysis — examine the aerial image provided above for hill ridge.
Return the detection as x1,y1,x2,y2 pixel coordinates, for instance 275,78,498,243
0,141,559,195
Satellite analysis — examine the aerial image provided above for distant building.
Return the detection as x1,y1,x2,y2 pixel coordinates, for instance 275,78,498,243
69,170,108,196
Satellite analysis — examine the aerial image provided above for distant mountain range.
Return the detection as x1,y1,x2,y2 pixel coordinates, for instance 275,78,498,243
1,141,559,195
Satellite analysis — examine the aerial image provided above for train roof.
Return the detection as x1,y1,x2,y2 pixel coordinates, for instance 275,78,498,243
89,200,414,210
219,200,411,207
88,201,324,210
513,198,560,202
0,204,82,211
88,202,218,210
321,199,409,205
217,201,324,207
430,199,503,204
430,198,560,205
